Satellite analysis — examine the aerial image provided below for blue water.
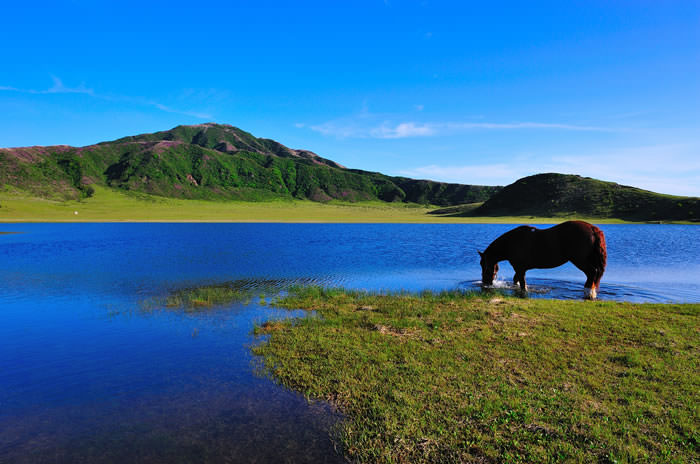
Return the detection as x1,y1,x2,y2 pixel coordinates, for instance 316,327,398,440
1,223,698,463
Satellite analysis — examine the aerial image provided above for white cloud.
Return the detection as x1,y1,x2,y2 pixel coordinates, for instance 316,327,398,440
370,122,435,139
547,143,700,196
399,163,523,185
399,143,700,196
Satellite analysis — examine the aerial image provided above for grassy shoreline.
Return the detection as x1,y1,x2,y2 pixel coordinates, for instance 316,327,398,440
0,186,687,223
253,287,698,463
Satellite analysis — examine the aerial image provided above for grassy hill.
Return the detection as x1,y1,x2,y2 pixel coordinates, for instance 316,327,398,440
431,173,699,222
0,123,499,206
3,127,698,222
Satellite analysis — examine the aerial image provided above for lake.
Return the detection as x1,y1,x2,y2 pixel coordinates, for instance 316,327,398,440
1,223,698,463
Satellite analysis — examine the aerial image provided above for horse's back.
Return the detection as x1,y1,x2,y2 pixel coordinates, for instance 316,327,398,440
520,221,604,269
551,221,606,264
557,220,601,235
555,221,604,247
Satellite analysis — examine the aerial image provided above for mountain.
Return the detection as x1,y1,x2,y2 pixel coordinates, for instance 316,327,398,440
432,173,699,222
3,127,697,222
0,123,499,205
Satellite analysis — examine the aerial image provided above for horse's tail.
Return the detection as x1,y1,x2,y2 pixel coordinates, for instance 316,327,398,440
590,225,607,286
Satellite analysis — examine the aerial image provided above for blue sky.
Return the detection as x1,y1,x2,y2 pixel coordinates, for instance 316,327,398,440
2,1,698,195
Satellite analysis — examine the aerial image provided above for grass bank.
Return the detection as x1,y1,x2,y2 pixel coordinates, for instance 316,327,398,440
254,287,698,463
0,186,635,223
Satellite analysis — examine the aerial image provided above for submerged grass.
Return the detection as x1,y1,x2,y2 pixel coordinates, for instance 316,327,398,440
141,280,281,313
164,285,256,310
254,287,699,463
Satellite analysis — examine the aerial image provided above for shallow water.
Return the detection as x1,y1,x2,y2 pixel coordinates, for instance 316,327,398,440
1,223,698,463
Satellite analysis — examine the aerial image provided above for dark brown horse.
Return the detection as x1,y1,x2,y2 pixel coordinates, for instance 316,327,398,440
478,221,607,299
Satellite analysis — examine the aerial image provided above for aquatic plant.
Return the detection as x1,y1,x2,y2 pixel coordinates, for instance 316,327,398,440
143,278,311,313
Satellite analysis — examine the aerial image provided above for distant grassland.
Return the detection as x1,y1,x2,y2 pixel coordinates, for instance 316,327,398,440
0,186,635,223
254,287,699,464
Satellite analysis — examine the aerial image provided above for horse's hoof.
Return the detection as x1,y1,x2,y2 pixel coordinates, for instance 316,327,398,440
584,288,597,299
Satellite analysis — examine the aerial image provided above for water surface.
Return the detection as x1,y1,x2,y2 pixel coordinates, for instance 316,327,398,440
1,223,698,463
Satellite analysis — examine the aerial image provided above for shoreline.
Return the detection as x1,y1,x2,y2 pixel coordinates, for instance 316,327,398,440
2,187,697,224
1,218,696,224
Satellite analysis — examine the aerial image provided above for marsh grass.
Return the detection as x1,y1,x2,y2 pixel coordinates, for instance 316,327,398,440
254,287,699,463
165,285,255,310
139,278,325,314
142,280,278,313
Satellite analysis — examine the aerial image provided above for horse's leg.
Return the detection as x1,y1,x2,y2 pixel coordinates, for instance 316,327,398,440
593,269,604,293
583,272,597,299
594,275,603,291
572,258,599,299
514,270,527,291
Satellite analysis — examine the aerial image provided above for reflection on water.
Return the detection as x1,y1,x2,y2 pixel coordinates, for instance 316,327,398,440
0,297,345,464
0,223,698,463
4,383,341,464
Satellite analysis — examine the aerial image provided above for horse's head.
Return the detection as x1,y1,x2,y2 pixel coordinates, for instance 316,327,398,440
478,251,499,286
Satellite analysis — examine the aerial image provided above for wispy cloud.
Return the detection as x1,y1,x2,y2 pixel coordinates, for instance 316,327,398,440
45,75,94,95
444,122,611,131
1,76,94,95
308,118,615,139
151,102,211,119
0,76,211,119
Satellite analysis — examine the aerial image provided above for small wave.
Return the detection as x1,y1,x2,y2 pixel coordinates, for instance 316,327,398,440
459,277,699,302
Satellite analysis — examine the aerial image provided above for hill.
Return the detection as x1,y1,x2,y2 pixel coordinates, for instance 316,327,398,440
431,173,699,222
0,123,499,206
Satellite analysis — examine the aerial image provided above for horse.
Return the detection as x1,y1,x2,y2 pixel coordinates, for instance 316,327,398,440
478,220,607,299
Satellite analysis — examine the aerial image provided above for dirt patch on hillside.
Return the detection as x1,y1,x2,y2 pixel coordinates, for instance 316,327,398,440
0,146,72,163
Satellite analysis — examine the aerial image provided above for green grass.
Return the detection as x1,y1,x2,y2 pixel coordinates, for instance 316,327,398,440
0,185,637,223
253,287,699,463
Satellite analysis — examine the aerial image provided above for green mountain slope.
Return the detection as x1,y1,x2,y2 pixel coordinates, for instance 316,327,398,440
0,123,499,205
470,173,698,221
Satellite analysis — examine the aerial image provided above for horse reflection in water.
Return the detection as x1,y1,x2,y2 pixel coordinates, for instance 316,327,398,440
479,221,607,299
